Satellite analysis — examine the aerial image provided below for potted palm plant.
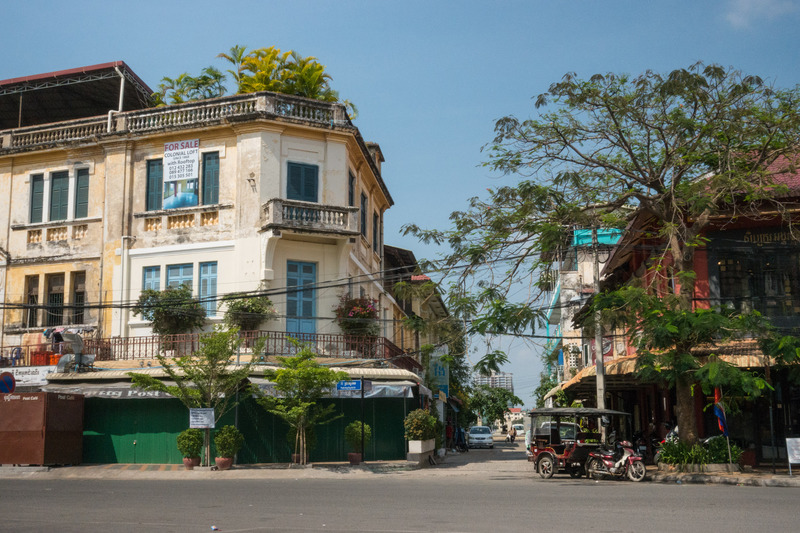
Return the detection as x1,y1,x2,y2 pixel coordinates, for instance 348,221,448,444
213,425,244,470
344,420,372,465
177,428,204,470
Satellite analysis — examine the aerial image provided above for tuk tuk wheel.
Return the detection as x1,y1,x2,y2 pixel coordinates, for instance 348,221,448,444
537,455,555,479
568,466,583,478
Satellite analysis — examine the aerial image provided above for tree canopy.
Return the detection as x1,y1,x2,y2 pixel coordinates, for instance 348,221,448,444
153,45,344,108
406,63,800,443
254,345,347,464
468,385,522,428
132,285,206,337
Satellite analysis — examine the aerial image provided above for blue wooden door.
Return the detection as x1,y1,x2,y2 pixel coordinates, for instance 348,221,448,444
286,261,316,335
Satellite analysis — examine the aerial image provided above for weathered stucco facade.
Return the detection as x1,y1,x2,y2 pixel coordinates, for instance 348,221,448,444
1,75,395,350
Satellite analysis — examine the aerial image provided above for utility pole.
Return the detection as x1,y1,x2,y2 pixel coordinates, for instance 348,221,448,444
593,227,607,441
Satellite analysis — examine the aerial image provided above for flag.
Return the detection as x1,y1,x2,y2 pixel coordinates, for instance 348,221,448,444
714,387,728,437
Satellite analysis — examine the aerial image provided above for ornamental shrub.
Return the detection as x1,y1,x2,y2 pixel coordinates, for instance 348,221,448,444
344,421,372,452
404,409,437,441
705,435,743,464
220,292,277,331
176,428,204,458
214,425,244,458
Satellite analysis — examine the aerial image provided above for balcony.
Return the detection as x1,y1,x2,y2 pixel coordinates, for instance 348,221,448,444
1,330,422,372
261,198,359,236
0,92,350,153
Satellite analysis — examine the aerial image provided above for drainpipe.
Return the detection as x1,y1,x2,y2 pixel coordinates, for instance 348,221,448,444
0,246,8,357
114,67,126,112
118,236,135,336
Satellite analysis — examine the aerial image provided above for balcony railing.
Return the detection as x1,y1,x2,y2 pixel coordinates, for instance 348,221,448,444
261,198,359,235
1,330,422,372
0,92,350,152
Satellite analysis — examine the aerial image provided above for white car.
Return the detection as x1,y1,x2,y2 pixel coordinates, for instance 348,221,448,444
467,425,494,449
512,424,525,435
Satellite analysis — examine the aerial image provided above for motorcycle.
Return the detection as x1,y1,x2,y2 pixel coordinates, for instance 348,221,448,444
585,436,646,482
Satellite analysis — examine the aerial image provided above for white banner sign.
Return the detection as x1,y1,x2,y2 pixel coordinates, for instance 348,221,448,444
189,407,215,429
164,140,199,183
787,438,800,464
9,366,56,386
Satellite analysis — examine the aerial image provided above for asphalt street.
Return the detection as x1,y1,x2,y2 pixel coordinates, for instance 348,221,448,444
1,440,797,533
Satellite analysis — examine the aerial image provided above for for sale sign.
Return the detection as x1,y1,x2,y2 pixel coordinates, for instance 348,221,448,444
163,139,200,210
164,140,199,183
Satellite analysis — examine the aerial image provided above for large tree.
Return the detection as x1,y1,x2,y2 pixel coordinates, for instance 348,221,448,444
129,328,262,465
406,63,800,444
469,385,522,428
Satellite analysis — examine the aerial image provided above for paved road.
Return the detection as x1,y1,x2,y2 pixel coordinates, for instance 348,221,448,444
1,439,797,532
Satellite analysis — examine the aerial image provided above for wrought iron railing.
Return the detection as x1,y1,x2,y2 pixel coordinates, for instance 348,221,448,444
1,330,421,371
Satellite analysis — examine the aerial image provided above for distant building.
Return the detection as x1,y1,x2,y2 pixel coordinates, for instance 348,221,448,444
475,371,514,393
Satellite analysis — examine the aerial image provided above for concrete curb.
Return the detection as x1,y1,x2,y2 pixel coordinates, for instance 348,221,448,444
649,472,800,487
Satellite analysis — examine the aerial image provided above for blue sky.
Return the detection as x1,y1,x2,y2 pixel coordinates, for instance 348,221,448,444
4,0,800,401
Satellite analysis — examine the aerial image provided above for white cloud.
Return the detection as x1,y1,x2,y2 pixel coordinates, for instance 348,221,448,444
725,0,798,28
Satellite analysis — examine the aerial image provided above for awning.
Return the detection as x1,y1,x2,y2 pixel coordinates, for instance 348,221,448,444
41,381,175,399
250,378,416,399
42,378,418,400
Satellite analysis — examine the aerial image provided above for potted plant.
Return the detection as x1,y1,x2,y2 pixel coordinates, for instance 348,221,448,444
176,428,203,470
333,294,380,337
404,409,437,454
344,420,372,465
220,292,277,332
213,425,244,470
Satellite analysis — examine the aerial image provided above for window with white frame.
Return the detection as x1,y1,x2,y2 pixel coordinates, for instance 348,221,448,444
29,167,91,224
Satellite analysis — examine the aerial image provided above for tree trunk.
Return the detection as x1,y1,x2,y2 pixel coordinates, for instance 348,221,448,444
675,376,699,445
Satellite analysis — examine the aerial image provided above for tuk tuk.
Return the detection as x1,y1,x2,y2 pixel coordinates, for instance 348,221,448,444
528,407,630,479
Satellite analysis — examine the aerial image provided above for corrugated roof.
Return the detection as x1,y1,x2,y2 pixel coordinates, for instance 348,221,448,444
0,61,153,130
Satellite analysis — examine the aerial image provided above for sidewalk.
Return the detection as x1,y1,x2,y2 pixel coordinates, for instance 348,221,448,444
2,456,800,486
648,465,800,487
0,460,421,480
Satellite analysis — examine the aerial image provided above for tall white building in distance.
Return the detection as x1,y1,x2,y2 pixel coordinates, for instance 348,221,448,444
474,371,514,394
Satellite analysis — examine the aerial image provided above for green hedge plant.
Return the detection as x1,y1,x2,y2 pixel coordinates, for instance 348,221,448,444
176,428,203,458
344,421,372,452
404,409,437,441
214,425,244,458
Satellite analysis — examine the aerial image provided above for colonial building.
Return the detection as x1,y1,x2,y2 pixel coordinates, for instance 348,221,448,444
0,62,420,372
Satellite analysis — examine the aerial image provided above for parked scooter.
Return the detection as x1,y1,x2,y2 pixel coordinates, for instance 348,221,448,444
585,433,646,482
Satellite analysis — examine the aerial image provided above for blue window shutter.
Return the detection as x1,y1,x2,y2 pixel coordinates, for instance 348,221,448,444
286,260,316,334
287,163,302,200
373,212,379,250
202,152,219,205
143,266,161,291
49,171,69,221
146,160,163,211
166,263,193,289
74,168,89,219
348,172,355,206
30,174,44,223
360,193,368,237
200,262,218,315
287,162,318,202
